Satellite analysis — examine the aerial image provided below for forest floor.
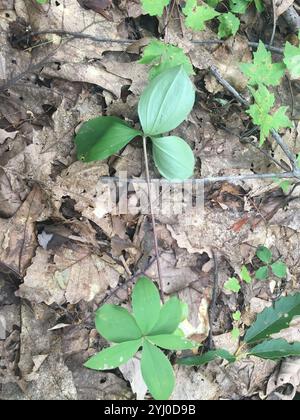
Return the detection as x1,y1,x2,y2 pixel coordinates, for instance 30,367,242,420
0,0,300,400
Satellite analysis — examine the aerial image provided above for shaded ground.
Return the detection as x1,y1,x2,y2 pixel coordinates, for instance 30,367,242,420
0,0,300,400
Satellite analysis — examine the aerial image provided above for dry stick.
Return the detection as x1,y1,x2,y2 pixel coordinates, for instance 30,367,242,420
270,0,277,47
100,171,298,185
142,136,165,302
209,65,299,171
208,250,219,350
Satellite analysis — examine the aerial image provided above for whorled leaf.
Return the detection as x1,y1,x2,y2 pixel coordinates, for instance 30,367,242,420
147,334,197,350
132,277,161,335
84,339,142,370
75,116,141,162
138,66,195,136
95,304,142,343
141,340,175,400
152,136,195,181
150,297,183,335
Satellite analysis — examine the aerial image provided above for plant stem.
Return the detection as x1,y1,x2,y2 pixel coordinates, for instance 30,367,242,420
142,136,165,302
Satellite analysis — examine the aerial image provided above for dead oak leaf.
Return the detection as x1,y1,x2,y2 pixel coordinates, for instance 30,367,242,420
0,185,46,277
17,244,122,305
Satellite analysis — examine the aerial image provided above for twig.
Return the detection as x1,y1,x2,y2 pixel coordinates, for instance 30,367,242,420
210,65,298,170
270,0,277,46
142,136,165,302
100,171,299,185
208,250,219,350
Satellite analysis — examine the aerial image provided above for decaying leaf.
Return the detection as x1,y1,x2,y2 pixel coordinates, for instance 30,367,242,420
17,244,123,305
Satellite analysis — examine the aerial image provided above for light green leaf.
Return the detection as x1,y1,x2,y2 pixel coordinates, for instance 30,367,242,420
255,266,269,280
224,277,241,293
177,349,236,366
275,178,292,194
271,261,287,278
206,0,221,6
147,334,197,350
138,66,195,136
75,116,141,162
150,297,183,335
183,0,220,31
254,0,264,12
231,327,240,340
84,339,142,370
233,311,241,321
139,40,194,80
256,245,273,264
240,41,285,86
218,12,240,39
283,42,300,79
229,0,250,14
141,0,171,16
244,293,300,344
95,304,142,343
132,277,161,335
250,339,300,360
240,265,252,284
141,340,175,400
152,136,195,181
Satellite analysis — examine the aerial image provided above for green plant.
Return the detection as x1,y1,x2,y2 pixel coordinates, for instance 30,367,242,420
138,40,194,80
75,66,196,181
283,32,300,79
36,0,48,3
255,246,287,280
85,276,197,400
178,292,300,366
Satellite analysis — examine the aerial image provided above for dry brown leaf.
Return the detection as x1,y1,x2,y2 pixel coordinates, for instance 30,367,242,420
276,0,295,17
0,185,46,276
267,358,300,400
172,366,219,400
17,244,122,305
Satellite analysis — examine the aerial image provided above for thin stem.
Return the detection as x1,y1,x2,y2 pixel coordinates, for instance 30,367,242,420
142,136,165,302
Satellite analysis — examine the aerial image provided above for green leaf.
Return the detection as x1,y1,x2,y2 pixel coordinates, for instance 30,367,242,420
139,40,194,80
233,311,241,321
138,66,195,136
95,304,142,343
75,116,141,162
256,245,272,264
147,334,197,350
84,339,142,370
224,277,241,293
206,0,221,6
229,0,250,14
274,178,292,194
150,297,183,335
132,277,161,335
152,136,195,181
177,349,236,366
231,327,240,340
183,0,220,31
250,339,300,360
240,41,285,86
283,42,300,79
255,266,269,280
141,0,171,16
240,265,252,284
218,12,240,39
247,85,292,145
254,0,264,12
244,293,300,344
271,261,287,278
141,340,175,400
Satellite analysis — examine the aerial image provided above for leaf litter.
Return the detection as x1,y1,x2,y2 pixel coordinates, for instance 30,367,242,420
0,0,300,401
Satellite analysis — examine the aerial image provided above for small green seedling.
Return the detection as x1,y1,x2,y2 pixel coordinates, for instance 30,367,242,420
178,292,300,366
75,66,196,181
255,246,287,280
283,32,300,79
85,276,197,400
224,277,241,293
